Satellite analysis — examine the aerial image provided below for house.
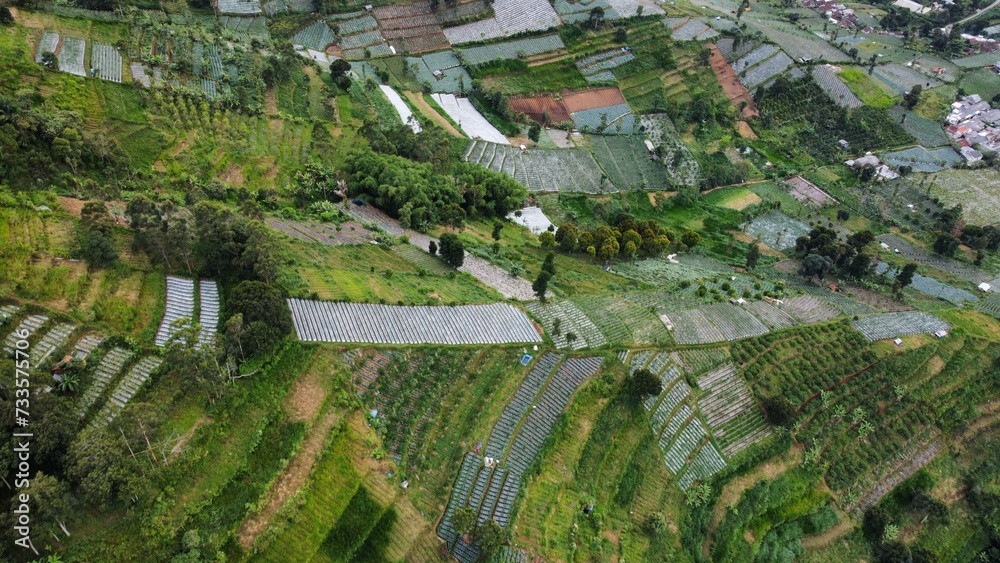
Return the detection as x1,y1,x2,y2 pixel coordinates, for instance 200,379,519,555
960,145,983,163
933,330,948,338
979,282,992,292
845,153,899,181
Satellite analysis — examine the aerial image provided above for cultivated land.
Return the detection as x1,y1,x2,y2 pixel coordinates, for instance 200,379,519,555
2,0,1000,561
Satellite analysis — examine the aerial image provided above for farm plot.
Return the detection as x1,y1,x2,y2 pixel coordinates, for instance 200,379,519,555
155,276,195,347
291,22,335,51
3,315,49,357
744,300,797,330
342,203,404,235
217,0,261,14
0,304,18,326
875,262,978,305
58,37,87,77
526,300,606,349
432,94,509,144
669,18,719,42
33,323,76,366
716,37,759,62
373,3,449,53
443,18,504,45
873,63,942,95
287,299,542,344
36,31,60,63
700,303,770,341
782,294,840,323
378,86,421,133
572,103,635,135
603,0,663,17
484,353,562,460
91,43,122,83
812,65,862,108
677,442,727,490
265,217,375,245
457,35,566,67
665,307,726,345
880,146,961,173
340,30,391,59
407,230,540,299
575,49,635,82
675,347,729,375
852,311,950,341
876,234,991,283
573,296,670,344
785,175,835,206
696,364,771,457
75,348,134,418
612,257,718,286
490,0,561,36
743,210,811,251
663,416,708,477
740,51,794,89
976,293,1000,319
554,0,620,23
91,356,164,427
198,280,219,347
463,140,605,193
748,23,850,63
886,106,949,147
405,52,471,94
589,135,669,190
638,114,699,186
220,16,270,41
72,333,105,360
732,44,779,75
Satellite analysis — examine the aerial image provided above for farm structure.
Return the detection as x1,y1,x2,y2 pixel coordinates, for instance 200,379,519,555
457,35,566,67
575,49,635,82
90,356,164,427
443,0,561,45
91,43,123,83
3,315,49,356
155,276,195,347
663,17,720,41
506,206,553,234
75,348,135,418
462,140,605,193
405,51,471,94
431,94,509,144
438,354,604,560
215,0,262,15
852,311,950,341
287,299,542,344
373,2,449,53
379,85,422,133
58,36,87,77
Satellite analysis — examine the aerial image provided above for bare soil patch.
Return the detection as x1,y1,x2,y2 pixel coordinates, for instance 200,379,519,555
735,120,758,139
405,90,463,137
282,368,329,423
58,196,85,217
169,417,212,463
706,43,759,120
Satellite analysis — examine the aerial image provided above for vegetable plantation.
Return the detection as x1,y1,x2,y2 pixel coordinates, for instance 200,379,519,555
876,234,991,283
463,140,606,193
976,293,1000,319
291,22,335,51
287,299,542,344
91,43,123,83
812,65,862,108
526,299,607,349
852,311,951,341
154,276,195,347
58,36,87,77
457,35,567,67
880,146,962,173
90,356,164,427
743,210,811,251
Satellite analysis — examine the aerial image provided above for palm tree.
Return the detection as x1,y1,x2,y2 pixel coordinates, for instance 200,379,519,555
57,371,81,394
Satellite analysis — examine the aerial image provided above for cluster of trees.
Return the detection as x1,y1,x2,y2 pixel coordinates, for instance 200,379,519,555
795,226,879,281
73,201,120,268
553,215,688,262
343,149,527,230
0,94,129,185
533,252,556,302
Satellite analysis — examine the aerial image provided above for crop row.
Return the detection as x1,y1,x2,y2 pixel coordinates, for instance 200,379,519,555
464,140,605,193
457,34,565,66
33,323,76,366
155,276,195,347
527,300,607,349
91,356,164,427
76,348,134,418
853,312,950,342
3,315,49,357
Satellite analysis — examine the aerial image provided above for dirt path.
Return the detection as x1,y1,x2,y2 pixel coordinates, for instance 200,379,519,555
403,90,464,138
702,445,803,558
800,507,854,550
706,43,759,120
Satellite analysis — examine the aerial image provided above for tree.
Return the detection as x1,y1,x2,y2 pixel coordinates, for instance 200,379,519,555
330,59,352,89
57,370,82,394
556,224,578,252
799,253,834,280
0,6,14,25
761,396,795,428
527,123,540,142
541,252,556,276
438,233,465,267
226,281,292,359
588,6,605,29
626,368,662,402
492,221,503,241
614,27,628,42
903,84,923,109
896,262,918,289
29,473,74,541
428,240,437,255
745,243,760,270
681,230,701,248
933,233,959,257
533,271,552,302
452,506,476,538
539,231,555,249
476,520,508,557
40,51,58,70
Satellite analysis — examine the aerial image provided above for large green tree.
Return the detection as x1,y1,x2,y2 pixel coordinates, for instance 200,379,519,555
225,281,293,359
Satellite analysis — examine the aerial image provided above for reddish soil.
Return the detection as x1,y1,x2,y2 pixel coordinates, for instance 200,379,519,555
373,2,449,53
58,196,85,217
509,95,571,124
561,86,627,112
706,43,759,120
